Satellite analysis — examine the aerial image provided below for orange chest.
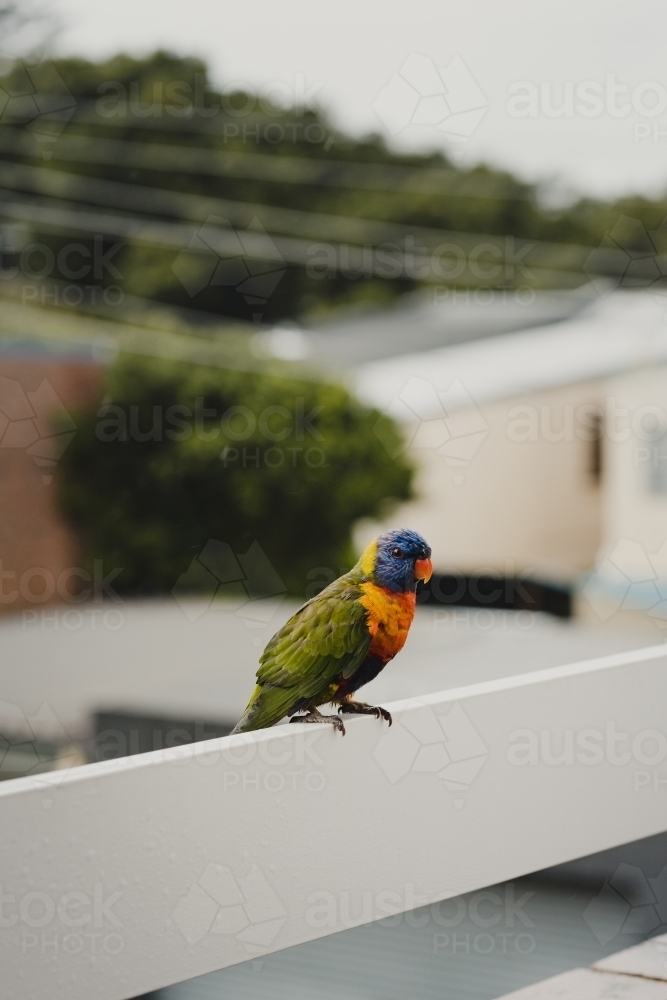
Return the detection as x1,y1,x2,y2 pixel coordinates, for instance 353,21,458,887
359,583,416,661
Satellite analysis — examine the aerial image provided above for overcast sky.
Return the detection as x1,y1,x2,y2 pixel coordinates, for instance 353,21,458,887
49,0,667,201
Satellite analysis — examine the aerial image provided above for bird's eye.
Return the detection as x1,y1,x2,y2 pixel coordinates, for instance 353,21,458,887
391,547,403,558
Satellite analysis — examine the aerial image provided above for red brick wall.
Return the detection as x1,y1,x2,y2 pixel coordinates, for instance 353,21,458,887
0,358,103,614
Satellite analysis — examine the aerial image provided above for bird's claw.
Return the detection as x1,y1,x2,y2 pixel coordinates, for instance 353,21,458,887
331,716,346,735
376,707,392,726
290,712,346,735
339,701,392,726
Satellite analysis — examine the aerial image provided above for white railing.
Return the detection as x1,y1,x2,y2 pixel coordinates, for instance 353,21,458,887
2,643,667,1000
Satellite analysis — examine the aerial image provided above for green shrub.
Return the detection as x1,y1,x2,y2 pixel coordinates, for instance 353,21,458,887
58,356,413,597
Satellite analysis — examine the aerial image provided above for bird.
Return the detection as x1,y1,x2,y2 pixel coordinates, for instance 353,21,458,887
231,528,432,735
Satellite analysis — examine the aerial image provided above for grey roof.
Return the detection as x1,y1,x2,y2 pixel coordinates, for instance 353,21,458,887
353,289,667,416
296,287,594,368
0,335,109,363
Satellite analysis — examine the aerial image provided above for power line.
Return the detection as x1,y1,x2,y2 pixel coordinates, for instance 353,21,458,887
0,124,533,201
0,285,329,381
0,159,594,272
0,194,588,288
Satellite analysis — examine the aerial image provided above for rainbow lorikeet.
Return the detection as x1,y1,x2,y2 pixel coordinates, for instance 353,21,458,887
232,529,432,735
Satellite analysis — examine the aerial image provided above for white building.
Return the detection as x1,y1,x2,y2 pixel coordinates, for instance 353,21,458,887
345,290,667,627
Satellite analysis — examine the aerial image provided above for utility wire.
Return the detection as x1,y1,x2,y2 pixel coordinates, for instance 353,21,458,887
0,159,595,273
0,124,533,202
0,193,588,288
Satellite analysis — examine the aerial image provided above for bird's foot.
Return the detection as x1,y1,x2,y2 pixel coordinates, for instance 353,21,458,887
339,700,392,726
290,710,346,735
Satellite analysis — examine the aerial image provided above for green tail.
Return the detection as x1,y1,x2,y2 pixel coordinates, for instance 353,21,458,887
231,684,299,733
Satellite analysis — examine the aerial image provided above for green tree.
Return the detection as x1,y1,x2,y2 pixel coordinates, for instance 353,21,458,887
58,356,414,597
6,49,666,320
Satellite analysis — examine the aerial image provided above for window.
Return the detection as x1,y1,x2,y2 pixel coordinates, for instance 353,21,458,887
649,435,667,494
589,411,603,483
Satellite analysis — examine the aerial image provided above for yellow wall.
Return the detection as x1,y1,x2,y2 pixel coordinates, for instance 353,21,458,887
358,379,604,581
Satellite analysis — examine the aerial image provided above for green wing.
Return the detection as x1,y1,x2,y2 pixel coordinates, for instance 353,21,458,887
232,576,371,732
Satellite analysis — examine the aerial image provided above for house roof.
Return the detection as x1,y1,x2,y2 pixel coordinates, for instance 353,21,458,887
295,286,592,368
0,335,111,363
353,290,667,417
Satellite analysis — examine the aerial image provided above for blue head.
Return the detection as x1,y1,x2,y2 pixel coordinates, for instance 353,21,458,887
361,529,432,593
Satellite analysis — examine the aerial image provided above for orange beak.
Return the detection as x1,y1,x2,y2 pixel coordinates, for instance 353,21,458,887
414,557,433,583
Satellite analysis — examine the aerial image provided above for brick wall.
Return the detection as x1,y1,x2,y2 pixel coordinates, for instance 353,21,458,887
0,355,103,614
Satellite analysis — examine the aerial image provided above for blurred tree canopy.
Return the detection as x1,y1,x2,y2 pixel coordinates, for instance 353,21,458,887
4,50,667,323
58,357,413,597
